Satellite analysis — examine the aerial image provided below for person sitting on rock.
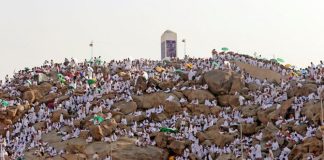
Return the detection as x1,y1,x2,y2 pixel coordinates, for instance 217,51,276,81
86,136,93,143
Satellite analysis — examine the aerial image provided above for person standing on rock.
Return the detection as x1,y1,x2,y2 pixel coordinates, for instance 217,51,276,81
92,152,100,160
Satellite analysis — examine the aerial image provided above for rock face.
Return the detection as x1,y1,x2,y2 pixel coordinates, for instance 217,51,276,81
187,104,211,115
155,132,168,148
241,123,258,135
113,101,137,115
217,95,240,107
276,98,294,117
23,90,42,103
133,92,179,109
39,93,59,103
257,107,276,124
135,76,148,91
289,137,323,160
168,141,186,155
152,113,168,122
182,90,216,104
203,130,235,147
164,101,182,114
287,83,317,98
22,82,53,103
230,74,245,94
203,70,233,95
301,102,321,124
51,109,69,122
89,125,104,141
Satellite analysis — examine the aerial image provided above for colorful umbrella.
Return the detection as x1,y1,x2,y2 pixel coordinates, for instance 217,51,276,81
285,64,292,68
221,47,229,52
160,127,178,133
185,63,193,69
0,99,9,107
270,59,278,63
276,58,285,63
155,66,165,73
212,61,220,68
93,115,104,124
87,79,97,85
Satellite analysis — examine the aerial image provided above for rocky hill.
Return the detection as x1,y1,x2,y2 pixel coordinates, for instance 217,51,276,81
0,52,323,160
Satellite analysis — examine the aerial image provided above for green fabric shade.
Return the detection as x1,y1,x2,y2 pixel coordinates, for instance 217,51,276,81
57,74,66,83
93,115,104,124
0,99,9,107
276,58,285,63
87,79,97,85
221,47,229,51
160,127,177,133
270,59,278,63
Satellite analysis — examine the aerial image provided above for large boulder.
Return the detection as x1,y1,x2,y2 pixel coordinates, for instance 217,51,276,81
133,92,179,109
89,125,104,141
39,93,59,103
203,70,233,95
301,102,321,124
23,82,53,103
217,95,240,107
151,113,168,122
7,107,18,118
33,121,46,131
101,124,114,137
276,98,294,118
66,139,87,154
241,123,258,135
135,76,148,91
168,141,186,155
163,101,182,114
210,106,222,116
51,109,69,122
186,104,210,115
23,90,42,103
112,101,137,115
204,130,235,147
31,82,52,95
261,123,279,142
155,132,168,148
287,83,317,98
239,105,258,118
182,90,216,104
289,137,323,160
257,106,276,124
230,74,245,94
158,81,174,90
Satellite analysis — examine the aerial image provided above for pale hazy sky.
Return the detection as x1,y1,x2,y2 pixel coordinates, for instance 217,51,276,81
1,0,323,78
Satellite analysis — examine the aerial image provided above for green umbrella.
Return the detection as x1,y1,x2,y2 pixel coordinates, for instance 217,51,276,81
93,115,104,124
221,47,229,52
87,79,96,85
57,73,64,79
1,100,9,107
270,59,278,63
276,58,285,63
160,127,178,133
